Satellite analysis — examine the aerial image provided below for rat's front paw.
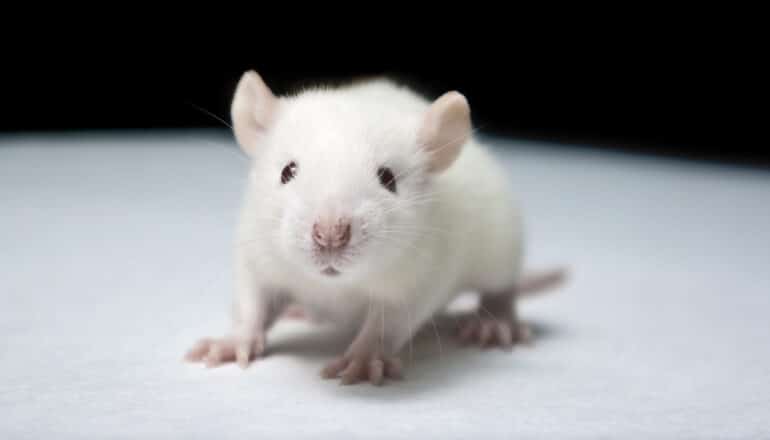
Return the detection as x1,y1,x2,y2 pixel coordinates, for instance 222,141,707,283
457,316,532,349
321,353,403,386
184,335,265,369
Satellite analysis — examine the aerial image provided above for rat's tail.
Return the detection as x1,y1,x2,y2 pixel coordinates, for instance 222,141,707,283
515,267,569,297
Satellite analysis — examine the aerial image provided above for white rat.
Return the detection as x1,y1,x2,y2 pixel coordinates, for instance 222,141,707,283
185,71,566,385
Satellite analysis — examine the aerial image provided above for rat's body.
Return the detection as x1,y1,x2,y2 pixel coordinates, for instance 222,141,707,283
186,72,565,385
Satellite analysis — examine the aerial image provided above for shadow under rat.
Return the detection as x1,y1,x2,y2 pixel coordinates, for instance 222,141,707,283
264,305,565,397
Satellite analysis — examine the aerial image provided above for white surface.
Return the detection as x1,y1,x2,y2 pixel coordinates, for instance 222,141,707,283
1,130,769,439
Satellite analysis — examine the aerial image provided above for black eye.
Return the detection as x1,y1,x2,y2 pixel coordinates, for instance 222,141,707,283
377,166,397,193
281,161,297,184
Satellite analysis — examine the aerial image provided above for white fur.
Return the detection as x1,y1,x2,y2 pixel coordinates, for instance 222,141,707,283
232,77,523,349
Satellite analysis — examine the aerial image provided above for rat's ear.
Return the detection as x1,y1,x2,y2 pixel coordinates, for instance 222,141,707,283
231,70,277,156
417,91,471,173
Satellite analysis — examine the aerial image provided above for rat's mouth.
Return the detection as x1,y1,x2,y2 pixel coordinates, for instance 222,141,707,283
321,266,340,276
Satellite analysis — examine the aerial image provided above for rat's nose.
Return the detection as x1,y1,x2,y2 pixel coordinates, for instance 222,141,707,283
312,219,351,251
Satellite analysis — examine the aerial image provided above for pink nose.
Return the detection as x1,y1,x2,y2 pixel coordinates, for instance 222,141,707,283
312,220,351,250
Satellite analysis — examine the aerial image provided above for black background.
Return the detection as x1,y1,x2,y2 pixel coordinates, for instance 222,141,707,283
1,20,758,166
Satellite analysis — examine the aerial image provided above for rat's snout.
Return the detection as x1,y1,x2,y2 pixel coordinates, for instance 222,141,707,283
312,218,351,251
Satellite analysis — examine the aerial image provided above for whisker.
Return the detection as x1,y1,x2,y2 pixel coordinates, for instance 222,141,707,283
185,101,234,130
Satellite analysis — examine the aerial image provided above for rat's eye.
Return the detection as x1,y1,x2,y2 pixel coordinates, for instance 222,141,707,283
377,166,397,193
281,161,298,184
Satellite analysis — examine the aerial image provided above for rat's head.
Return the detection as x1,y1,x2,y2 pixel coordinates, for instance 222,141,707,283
231,71,470,280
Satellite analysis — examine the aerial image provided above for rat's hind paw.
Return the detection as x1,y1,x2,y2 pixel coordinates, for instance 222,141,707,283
457,316,532,349
184,335,265,369
321,354,403,386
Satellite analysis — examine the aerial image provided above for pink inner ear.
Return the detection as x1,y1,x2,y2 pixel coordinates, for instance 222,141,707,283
418,91,471,173
231,71,277,156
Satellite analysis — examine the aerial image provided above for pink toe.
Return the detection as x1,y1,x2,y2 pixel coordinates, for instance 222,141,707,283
184,339,211,362
341,359,365,385
459,320,478,343
236,345,251,368
497,322,513,349
479,322,494,346
205,356,221,368
206,345,222,365
321,357,348,379
369,359,384,386
252,338,265,356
